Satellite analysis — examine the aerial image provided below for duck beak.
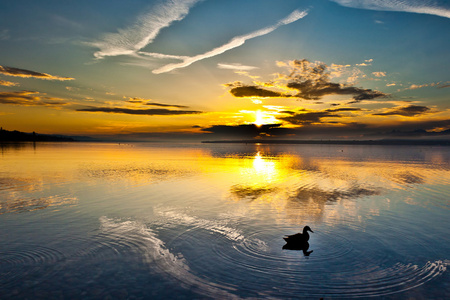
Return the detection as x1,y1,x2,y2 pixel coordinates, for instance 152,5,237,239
310,229,314,233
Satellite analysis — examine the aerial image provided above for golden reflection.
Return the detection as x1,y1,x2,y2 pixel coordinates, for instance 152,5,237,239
252,152,277,181
1,143,450,225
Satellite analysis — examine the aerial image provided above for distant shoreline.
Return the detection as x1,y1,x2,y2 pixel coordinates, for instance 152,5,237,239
0,128,76,142
202,139,450,146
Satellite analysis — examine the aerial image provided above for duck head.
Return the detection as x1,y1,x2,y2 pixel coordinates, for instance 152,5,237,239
303,226,313,233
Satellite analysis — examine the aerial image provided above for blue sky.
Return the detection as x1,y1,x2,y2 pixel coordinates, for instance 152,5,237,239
0,0,449,140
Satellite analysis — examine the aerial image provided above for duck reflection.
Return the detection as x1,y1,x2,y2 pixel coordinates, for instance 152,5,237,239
282,241,313,256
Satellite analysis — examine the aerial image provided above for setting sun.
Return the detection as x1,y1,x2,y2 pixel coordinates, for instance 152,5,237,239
255,110,264,127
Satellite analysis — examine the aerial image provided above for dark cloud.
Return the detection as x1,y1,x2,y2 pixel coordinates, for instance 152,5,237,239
77,106,202,116
0,66,74,81
201,124,290,138
287,81,386,101
279,111,341,125
228,85,289,98
224,59,388,102
201,118,450,140
145,102,188,108
278,107,361,125
373,105,430,117
0,91,68,106
326,107,362,112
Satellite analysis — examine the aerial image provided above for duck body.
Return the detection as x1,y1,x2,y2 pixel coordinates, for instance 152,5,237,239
283,226,313,243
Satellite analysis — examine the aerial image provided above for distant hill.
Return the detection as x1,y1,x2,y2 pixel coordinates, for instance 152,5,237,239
0,128,76,142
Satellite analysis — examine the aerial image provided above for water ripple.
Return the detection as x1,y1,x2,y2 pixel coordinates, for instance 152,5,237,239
0,246,65,288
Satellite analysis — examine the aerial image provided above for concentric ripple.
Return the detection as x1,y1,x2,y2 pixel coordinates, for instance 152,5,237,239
150,212,448,298
0,246,65,288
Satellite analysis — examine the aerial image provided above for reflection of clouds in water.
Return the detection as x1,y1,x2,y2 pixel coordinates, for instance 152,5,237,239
154,207,267,247
0,177,43,192
394,171,424,185
81,164,185,182
0,193,77,215
289,185,379,203
229,184,277,200
99,216,240,299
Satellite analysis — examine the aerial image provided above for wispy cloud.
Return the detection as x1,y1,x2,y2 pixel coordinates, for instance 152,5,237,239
217,63,258,71
331,0,450,18
0,91,68,106
0,66,74,81
92,0,202,59
77,106,202,116
125,97,189,108
151,9,308,74
0,79,19,87
406,81,449,90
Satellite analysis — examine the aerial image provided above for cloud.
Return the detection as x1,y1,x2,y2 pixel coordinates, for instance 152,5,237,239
0,91,68,106
77,106,202,116
280,110,341,125
372,72,386,77
373,105,430,117
217,63,258,71
330,0,450,19
202,118,450,140
151,10,308,74
145,102,188,108
126,97,188,108
91,0,202,59
406,82,449,90
0,80,19,87
278,107,362,125
225,59,388,102
202,123,286,138
225,82,290,98
0,66,74,81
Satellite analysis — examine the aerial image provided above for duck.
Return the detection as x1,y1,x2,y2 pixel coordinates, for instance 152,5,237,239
283,226,313,243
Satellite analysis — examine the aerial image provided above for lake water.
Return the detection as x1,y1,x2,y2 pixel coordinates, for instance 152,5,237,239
0,142,449,299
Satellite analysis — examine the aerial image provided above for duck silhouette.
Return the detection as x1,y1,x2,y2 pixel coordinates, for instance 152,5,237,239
283,226,313,243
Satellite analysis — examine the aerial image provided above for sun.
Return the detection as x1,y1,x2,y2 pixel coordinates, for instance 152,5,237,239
255,110,264,127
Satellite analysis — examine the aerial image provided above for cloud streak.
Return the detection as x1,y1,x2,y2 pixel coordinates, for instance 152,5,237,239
125,97,188,108
77,106,202,116
92,0,202,59
217,63,258,71
0,66,74,81
373,105,430,117
0,91,68,106
0,79,19,87
151,9,308,74
331,0,450,19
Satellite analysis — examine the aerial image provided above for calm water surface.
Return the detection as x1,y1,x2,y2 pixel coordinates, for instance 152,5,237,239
1,142,449,299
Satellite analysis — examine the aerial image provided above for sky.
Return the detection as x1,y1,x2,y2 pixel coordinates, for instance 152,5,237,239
0,0,449,141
